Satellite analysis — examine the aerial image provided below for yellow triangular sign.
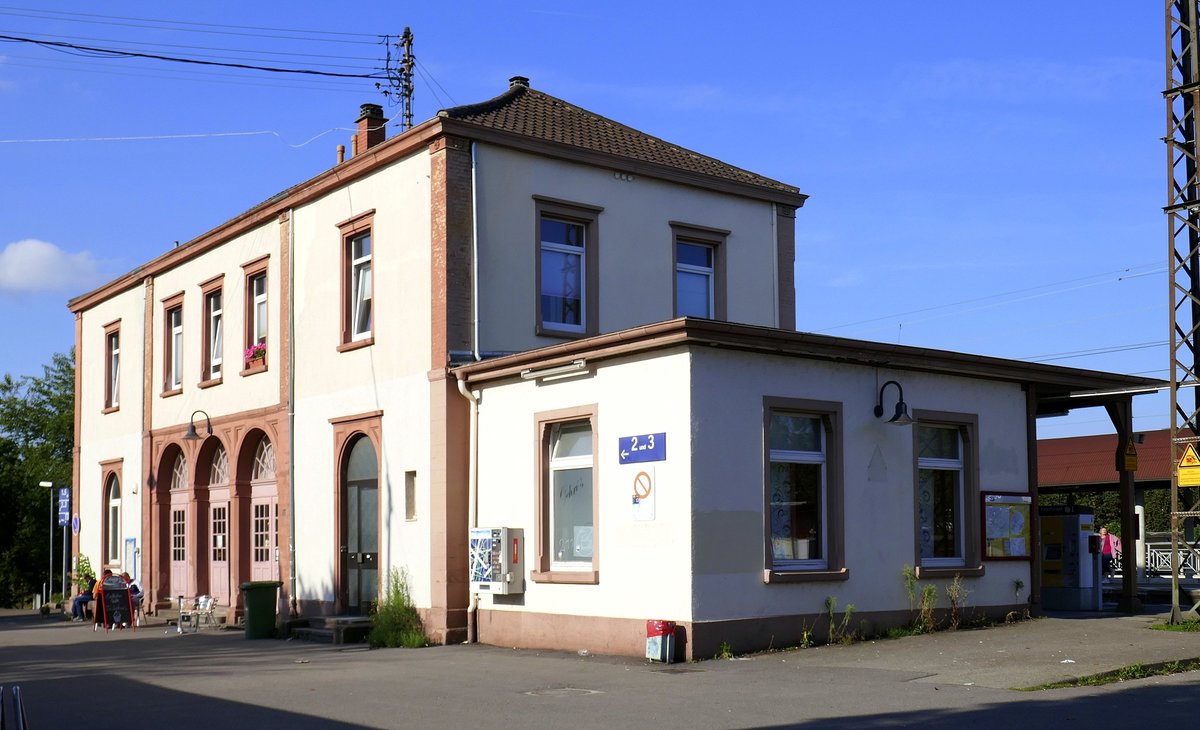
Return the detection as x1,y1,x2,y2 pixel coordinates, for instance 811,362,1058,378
1180,443,1200,468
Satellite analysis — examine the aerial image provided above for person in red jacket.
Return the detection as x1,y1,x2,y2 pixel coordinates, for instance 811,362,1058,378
1099,527,1122,577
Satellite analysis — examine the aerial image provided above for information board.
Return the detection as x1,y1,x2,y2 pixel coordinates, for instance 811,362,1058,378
99,576,133,628
982,492,1032,560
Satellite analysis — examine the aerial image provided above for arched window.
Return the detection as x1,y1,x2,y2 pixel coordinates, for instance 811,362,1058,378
210,444,229,485
170,453,188,491
106,475,121,565
252,436,276,480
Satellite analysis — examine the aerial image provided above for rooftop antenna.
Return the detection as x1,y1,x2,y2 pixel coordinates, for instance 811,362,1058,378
377,27,415,131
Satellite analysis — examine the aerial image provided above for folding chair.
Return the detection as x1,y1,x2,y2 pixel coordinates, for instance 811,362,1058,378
179,595,216,633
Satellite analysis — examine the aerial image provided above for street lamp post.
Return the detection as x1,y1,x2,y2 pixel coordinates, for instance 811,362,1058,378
39,481,53,607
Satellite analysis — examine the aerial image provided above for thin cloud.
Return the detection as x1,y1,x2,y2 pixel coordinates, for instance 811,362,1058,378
897,57,1154,104
0,239,100,294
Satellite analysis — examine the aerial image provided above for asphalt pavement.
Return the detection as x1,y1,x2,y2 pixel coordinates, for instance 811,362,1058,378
1,606,1198,728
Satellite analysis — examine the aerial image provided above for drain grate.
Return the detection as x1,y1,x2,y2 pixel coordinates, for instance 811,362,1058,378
524,687,604,697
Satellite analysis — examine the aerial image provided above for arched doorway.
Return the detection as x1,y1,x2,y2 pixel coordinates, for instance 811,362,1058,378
207,444,231,604
341,435,379,614
168,452,189,596
104,474,121,569
249,434,279,582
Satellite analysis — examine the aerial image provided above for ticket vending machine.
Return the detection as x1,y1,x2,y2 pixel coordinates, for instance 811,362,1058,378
1039,505,1102,611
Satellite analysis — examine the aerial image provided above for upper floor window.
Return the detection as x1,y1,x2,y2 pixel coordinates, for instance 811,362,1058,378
763,397,845,583
350,233,373,340
534,197,601,338
540,218,585,332
204,288,223,380
671,222,727,320
250,274,267,346
162,294,184,395
914,413,981,577
336,210,375,351
103,321,120,411
241,256,269,370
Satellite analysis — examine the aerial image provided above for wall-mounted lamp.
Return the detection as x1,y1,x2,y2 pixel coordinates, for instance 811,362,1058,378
874,380,915,426
182,410,213,441
520,359,589,381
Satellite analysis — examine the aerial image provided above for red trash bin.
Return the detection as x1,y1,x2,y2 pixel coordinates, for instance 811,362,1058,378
645,620,676,663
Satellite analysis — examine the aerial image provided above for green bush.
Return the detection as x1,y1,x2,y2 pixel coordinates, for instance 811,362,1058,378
367,568,426,648
74,554,94,590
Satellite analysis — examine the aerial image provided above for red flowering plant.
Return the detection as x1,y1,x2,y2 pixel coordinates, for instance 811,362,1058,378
244,342,267,365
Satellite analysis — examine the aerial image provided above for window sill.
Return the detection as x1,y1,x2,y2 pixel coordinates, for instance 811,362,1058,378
530,569,599,585
337,337,374,353
763,568,849,584
101,405,119,415
198,377,223,389
915,564,984,580
535,325,592,340
160,388,182,399
241,361,267,377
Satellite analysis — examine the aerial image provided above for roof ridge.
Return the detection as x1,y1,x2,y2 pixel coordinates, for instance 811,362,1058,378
437,78,803,198
438,78,529,120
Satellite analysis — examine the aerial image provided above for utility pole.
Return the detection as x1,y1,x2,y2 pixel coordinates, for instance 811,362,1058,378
1164,0,1200,623
377,27,415,131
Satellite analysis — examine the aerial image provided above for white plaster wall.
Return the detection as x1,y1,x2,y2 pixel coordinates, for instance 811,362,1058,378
77,286,147,576
289,150,436,608
472,144,781,352
688,347,1031,621
148,220,282,432
473,349,695,621
289,376,432,607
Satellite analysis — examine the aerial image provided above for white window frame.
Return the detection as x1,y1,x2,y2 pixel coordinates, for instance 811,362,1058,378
917,425,966,569
350,232,373,341
168,306,183,391
251,273,267,346
675,241,715,318
106,476,121,566
207,290,223,378
539,217,587,334
768,412,827,571
548,420,594,571
106,330,120,408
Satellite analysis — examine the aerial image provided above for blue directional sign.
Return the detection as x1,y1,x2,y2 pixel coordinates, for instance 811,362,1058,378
57,487,70,526
618,433,666,465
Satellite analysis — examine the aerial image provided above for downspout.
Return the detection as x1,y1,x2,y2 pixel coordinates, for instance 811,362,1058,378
287,208,298,616
471,141,481,362
456,376,479,642
463,141,482,641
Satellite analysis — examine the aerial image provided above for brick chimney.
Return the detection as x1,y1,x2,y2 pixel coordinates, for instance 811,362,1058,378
355,103,387,154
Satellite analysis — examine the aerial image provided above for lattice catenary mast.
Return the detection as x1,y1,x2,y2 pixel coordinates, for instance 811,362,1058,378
1164,0,1200,623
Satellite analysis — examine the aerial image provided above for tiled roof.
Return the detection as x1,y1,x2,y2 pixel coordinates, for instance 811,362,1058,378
439,77,802,198
1037,428,1186,486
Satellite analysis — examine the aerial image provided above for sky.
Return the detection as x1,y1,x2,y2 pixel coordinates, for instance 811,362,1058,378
0,2,1171,440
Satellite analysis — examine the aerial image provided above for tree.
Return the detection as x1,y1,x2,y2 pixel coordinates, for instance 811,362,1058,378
0,351,75,607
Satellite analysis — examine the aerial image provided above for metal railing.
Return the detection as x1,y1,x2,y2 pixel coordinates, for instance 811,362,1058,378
1143,542,1200,577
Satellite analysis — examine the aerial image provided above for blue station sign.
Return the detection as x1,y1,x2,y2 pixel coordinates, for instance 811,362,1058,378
57,487,70,526
618,433,666,465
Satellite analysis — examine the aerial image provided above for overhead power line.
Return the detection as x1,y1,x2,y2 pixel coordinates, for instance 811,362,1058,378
0,5,380,43
0,33,386,79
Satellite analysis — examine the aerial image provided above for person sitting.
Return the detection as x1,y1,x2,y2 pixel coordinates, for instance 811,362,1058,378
121,572,143,612
70,573,96,622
